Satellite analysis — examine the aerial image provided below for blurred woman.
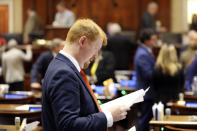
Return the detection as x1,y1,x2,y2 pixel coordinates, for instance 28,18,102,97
152,44,184,104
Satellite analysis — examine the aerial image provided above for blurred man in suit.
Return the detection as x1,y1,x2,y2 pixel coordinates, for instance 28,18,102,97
23,7,43,43
134,29,157,131
42,19,130,131
186,53,197,90
107,23,137,70
52,2,75,27
85,49,116,85
30,38,64,89
141,2,166,32
180,30,197,72
141,2,158,32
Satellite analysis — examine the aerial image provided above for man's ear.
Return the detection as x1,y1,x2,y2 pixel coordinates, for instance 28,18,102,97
78,36,87,47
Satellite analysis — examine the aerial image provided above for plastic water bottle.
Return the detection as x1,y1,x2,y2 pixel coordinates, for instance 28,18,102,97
158,102,164,120
15,117,20,130
165,108,171,119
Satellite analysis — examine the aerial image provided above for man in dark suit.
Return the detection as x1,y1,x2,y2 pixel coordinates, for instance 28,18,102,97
85,50,116,85
107,23,137,70
141,2,158,32
30,38,63,89
42,19,130,131
134,29,157,131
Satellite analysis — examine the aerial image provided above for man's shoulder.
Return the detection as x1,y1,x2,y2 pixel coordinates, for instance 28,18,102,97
41,51,52,56
39,51,53,59
134,46,151,60
4,49,22,56
136,46,147,55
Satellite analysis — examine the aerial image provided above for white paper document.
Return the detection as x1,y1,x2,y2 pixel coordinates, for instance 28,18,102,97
128,126,136,131
101,88,149,109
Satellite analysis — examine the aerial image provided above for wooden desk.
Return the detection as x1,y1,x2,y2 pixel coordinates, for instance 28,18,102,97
184,91,197,102
0,125,42,131
171,103,197,115
44,25,69,40
150,115,197,131
0,104,41,125
33,91,42,103
8,91,42,103
0,93,35,104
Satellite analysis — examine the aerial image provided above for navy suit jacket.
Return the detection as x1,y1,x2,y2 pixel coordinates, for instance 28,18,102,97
134,45,155,100
186,54,197,90
42,53,107,131
30,51,53,83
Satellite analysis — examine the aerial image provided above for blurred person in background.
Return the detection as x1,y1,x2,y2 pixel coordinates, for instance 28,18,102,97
152,44,184,105
2,39,32,91
180,30,197,72
52,2,75,27
23,7,43,44
185,53,197,90
85,49,116,85
134,28,157,131
30,38,64,89
141,2,166,32
106,23,137,70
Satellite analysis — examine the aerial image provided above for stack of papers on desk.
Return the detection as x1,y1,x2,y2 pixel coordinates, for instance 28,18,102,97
15,104,41,111
101,88,149,109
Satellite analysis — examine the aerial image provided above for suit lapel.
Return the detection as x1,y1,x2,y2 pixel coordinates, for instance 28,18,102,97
140,45,155,61
56,53,100,111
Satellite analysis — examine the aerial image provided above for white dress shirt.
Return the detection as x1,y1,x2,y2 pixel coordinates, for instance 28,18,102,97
59,50,113,127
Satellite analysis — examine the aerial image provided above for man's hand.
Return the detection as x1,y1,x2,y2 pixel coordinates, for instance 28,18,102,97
26,45,32,50
108,104,130,122
31,82,41,89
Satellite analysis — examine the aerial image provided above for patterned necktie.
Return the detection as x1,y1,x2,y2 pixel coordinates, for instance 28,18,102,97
80,70,102,112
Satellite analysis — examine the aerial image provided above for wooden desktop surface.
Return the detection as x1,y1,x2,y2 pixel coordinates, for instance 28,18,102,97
150,115,197,126
0,104,41,125
0,104,41,114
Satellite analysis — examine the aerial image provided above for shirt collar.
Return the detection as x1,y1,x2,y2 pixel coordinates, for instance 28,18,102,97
59,50,81,72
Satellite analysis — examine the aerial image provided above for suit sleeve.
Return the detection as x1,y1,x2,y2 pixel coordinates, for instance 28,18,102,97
19,48,32,61
137,54,154,82
48,70,107,131
186,56,197,88
30,54,44,83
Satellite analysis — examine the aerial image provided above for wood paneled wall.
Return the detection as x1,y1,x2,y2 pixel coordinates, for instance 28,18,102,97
0,5,8,35
23,0,171,32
